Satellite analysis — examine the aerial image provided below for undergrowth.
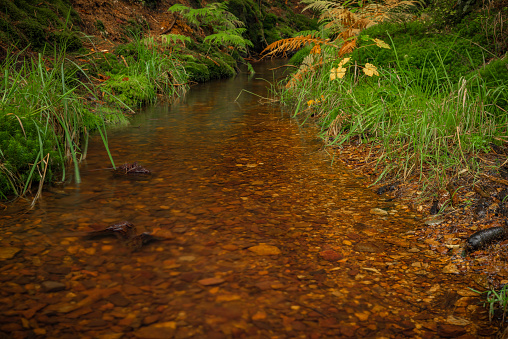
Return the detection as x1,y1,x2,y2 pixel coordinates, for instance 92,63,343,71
268,0,508,203
0,48,127,202
100,33,189,108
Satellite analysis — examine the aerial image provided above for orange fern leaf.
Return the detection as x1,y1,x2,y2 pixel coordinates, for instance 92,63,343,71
261,35,336,58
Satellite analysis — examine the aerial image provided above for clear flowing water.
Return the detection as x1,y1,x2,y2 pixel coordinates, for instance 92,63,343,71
0,60,498,338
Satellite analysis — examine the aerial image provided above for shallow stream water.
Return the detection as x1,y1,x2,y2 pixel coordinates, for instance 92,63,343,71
0,60,500,338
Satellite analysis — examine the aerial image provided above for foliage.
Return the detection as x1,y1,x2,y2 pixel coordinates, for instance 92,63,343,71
0,49,126,201
353,21,488,86
277,46,507,197
471,285,508,322
271,0,507,201
168,2,252,53
101,74,154,108
0,0,82,52
101,35,189,107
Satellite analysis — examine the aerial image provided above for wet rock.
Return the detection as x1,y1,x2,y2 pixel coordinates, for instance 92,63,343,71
248,244,281,255
430,199,439,215
46,265,71,275
178,255,196,262
198,277,225,286
87,318,108,327
143,314,161,325
442,263,460,274
424,218,444,226
319,250,342,261
41,281,66,292
353,242,382,253
222,244,238,251
446,315,470,326
0,247,21,260
172,227,188,234
180,272,201,283
370,208,388,216
134,322,176,338
107,293,130,307
437,323,467,337
376,183,398,195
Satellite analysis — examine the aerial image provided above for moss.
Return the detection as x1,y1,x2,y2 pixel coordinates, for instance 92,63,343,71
203,56,235,80
478,57,508,85
16,19,46,48
227,0,265,52
101,73,155,108
81,107,128,129
291,13,319,31
263,13,277,30
212,51,236,69
185,61,210,82
0,0,26,21
49,30,82,51
0,0,81,51
0,116,63,197
115,42,138,58
289,46,312,65
354,21,487,84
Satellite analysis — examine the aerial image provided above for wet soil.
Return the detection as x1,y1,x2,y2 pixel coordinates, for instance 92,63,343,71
0,61,501,338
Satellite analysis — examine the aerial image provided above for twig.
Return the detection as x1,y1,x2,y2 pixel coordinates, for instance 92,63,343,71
268,64,299,71
120,55,128,67
482,173,508,186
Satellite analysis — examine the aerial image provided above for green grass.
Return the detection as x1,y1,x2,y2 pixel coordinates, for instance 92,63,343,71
101,34,189,108
0,47,127,201
275,30,508,201
471,285,508,322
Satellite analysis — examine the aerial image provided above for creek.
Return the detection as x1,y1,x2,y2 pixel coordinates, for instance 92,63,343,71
0,60,498,338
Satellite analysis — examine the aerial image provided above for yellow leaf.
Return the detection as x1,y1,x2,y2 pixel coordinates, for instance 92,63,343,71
307,100,316,106
338,57,351,67
363,63,379,77
330,67,347,80
374,38,391,49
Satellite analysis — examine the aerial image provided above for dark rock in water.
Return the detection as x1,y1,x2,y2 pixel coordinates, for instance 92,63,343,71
430,200,439,215
376,182,398,195
86,222,137,241
85,222,164,251
465,226,507,253
113,162,151,176
107,293,131,307
126,232,160,251
41,281,66,292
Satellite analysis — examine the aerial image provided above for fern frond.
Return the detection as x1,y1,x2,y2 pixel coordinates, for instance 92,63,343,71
261,35,336,58
204,31,253,51
161,34,191,46
301,0,340,15
168,2,244,31
292,30,322,38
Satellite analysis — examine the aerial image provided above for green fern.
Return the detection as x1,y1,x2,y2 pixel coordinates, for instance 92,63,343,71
168,2,244,31
161,34,191,47
292,30,323,38
168,2,252,54
204,30,254,53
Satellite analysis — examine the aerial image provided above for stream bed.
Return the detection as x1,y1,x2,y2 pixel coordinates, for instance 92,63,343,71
0,60,500,338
